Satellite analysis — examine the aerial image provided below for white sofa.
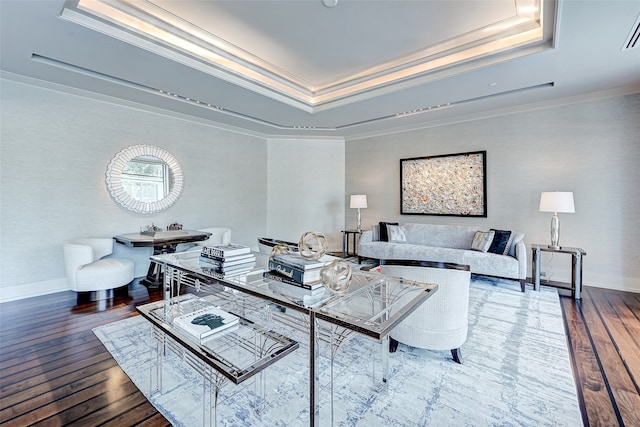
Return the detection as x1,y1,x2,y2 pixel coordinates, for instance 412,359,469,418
359,223,527,291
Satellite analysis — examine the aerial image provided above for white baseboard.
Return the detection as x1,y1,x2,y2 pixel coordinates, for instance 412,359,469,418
0,278,69,303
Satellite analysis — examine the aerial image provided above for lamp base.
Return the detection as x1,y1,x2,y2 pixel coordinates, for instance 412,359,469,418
547,245,561,250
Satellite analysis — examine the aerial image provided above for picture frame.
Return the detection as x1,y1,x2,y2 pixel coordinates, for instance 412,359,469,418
400,150,487,217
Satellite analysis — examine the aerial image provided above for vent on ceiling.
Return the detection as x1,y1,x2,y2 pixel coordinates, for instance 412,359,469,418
622,14,640,50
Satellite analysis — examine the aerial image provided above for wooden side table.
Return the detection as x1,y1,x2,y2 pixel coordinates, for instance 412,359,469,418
531,244,586,299
341,229,363,258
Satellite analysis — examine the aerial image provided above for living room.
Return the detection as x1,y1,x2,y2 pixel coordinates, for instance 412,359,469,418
1,0,639,425
2,79,639,301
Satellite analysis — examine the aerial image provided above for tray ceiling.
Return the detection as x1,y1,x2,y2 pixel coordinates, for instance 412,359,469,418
1,0,639,139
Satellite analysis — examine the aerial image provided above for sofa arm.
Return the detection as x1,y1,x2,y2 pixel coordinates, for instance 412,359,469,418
360,230,373,245
514,240,527,279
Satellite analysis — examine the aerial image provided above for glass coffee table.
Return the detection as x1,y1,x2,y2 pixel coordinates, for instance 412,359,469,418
139,250,438,426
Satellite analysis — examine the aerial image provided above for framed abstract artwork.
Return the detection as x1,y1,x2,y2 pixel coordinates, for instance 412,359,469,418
400,151,487,217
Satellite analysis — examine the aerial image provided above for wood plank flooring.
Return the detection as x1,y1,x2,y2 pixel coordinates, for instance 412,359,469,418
561,286,640,427
1,283,638,426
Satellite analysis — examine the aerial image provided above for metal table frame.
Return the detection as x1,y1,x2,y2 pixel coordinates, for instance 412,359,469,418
531,243,586,299
147,251,438,426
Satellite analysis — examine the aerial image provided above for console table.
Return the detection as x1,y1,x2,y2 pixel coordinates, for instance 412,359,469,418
114,230,211,288
146,251,438,426
531,244,586,299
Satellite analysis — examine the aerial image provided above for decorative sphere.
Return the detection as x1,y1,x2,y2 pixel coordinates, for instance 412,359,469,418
270,243,292,258
320,260,352,294
298,231,328,260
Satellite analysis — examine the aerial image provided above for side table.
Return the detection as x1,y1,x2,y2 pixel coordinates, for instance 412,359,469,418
531,244,586,299
341,229,364,258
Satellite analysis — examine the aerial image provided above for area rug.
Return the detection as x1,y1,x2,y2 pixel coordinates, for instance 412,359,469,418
93,277,582,426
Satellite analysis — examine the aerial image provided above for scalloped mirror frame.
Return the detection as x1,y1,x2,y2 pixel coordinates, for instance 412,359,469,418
105,145,184,214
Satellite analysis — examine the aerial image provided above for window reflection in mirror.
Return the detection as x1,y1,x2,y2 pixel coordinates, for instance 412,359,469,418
105,144,183,214
121,156,173,202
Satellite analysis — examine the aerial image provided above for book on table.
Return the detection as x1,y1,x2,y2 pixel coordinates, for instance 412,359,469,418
201,244,251,259
267,259,322,285
173,305,240,340
267,280,326,304
263,270,324,290
199,254,256,268
269,253,335,271
201,264,256,279
199,251,255,264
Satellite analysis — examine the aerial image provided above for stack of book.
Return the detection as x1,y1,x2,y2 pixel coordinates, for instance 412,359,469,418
173,304,240,340
263,252,335,292
199,244,256,278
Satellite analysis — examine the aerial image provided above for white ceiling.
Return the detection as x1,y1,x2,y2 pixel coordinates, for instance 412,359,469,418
1,0,639,140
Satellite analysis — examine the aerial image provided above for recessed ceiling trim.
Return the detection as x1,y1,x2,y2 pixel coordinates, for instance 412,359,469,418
60,3,316,112
61,0,548,112
335,82,555,130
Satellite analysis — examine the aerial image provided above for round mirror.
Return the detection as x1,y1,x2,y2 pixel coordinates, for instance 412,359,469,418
105,145,184,214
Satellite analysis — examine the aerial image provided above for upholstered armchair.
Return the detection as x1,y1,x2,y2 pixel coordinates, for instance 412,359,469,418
63,238,135,301
379,259,471,363
175,227,232,252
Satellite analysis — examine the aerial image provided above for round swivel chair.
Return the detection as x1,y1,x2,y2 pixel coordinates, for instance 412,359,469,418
63,238,135,301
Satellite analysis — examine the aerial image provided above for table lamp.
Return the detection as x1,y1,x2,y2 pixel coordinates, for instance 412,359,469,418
539,191,575,250
350,194,368,232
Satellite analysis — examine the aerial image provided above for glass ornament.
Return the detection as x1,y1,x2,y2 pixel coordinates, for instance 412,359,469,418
298,231,328,260
320,259,352,294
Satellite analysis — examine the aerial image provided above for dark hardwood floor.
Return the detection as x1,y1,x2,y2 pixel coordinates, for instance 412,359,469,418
561,286,640,427
1,283,638,426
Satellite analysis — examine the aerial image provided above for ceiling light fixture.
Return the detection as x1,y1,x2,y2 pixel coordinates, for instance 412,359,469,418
322,0,338,7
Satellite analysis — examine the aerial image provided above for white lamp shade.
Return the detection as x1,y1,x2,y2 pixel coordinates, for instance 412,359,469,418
539,191,575,213
350,194,368,209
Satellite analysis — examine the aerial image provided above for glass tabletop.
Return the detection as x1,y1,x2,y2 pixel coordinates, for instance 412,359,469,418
137,293,299,384
152,250,438,340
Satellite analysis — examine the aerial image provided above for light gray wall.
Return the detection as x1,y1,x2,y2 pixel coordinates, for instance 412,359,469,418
0,77,348,302
267,138,345,250
0,78,271,301
2,75,638,300
346,93,640,293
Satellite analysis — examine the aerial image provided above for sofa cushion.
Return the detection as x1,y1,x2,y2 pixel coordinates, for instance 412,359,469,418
488,229,513,255
471,230,495,252
403,223,477,249
387,225,407,243
379,221,399,242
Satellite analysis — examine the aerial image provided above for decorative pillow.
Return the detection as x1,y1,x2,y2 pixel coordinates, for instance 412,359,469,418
507,232,525,257
488,229,512,255
379,221,399,242
471,230,495,252
387,225,407,243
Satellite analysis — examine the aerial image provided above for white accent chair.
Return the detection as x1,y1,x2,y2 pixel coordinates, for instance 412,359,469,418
63,238,135,301
175,227,232,252
379,259,471,363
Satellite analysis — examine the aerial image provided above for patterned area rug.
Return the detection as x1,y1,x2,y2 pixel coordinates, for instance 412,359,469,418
93,277,582,426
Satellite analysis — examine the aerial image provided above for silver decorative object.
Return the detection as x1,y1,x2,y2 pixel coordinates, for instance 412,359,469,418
270,243,293,258
320,259,352,294
298,231,328,260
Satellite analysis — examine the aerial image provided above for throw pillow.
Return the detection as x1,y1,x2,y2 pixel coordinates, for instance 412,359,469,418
379,221,399,242
507,232,524,257
488,229,512,255
387,225,407,243
471,230,495,252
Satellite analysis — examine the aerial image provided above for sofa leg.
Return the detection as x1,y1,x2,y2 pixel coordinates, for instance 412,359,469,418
519,279,526,292
451,348,462,364
389,338,399,353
